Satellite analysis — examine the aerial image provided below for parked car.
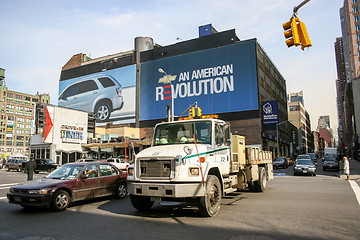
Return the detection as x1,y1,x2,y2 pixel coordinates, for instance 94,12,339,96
5,159,14,169
106,158,128,170
21,159,59,173
323,160,339,171
7,159,27,172
7,162,127,211
58,75,124,121
293,159,316,176
273,157,288,169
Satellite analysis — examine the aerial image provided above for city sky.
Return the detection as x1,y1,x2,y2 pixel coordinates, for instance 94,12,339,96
0,0,343,133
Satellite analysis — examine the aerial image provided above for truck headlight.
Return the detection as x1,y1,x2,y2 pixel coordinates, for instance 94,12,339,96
189,167,199,176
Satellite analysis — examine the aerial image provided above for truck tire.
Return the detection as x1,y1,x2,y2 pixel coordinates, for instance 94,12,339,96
130,195,154,211
248,182,256,192
197,175,222,217
254,167,267,192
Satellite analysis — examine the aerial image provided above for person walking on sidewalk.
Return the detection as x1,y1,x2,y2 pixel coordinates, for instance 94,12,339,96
25,157,36,181
343,156,350,180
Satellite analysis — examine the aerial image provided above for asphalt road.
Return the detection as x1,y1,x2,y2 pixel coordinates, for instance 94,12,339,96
0,161,359,240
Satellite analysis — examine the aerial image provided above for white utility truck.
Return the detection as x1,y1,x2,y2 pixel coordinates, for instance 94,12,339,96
127,117,273,217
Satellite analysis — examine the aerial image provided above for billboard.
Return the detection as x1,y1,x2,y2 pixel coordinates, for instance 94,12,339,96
58,64,136,125
262,101,278,125
43,106,88,146
139,40,258,121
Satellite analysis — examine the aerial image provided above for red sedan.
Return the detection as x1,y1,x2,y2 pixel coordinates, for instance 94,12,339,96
7,162,127,211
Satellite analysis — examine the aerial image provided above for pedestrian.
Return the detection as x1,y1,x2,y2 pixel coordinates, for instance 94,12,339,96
25,157,36,181
343,156,350,181
1,158,5,169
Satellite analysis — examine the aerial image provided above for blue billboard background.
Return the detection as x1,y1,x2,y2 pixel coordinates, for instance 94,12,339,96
140,41,258,121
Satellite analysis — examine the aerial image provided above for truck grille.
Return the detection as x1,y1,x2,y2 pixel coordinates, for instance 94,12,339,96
139,159,174,179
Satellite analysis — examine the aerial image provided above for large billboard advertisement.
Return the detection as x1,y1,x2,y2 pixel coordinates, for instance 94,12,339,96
58,64,136,125
139,41,258,121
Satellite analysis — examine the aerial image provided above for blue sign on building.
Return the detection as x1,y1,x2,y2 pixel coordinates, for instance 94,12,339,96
139,40,259,121
262,101,279,125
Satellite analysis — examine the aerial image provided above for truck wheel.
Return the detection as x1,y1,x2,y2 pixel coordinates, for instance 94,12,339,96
197,175,222,217
248,182,256,192
115,182,127,199
254,167,267,192
52,190,70,211
130,195,154,211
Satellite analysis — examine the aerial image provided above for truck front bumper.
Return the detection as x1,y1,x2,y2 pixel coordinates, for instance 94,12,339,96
128,181,205,198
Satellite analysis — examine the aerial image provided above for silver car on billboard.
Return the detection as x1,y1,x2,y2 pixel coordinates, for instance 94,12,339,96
58,75,123,121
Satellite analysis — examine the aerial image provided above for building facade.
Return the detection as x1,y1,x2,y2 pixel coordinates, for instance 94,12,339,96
60,27,295,158
0,77,49,157
287,91,313,154
336,0,360,158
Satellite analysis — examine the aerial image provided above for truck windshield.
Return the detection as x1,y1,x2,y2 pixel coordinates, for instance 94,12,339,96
153,121,211,146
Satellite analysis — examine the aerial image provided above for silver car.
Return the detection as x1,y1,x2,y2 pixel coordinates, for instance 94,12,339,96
58,75,123,121
294,159,316,176
7,159,27,172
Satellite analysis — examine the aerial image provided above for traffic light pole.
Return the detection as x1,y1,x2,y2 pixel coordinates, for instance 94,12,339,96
293,0,310,17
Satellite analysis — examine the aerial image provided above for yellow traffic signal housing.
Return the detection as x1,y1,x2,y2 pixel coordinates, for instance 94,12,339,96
195,107,202,116
283,17,300,48
297,21,312,50
189,108,195,117
283,17,312,50
189,106,203,117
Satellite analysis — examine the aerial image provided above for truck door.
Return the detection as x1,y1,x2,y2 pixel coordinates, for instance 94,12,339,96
215,123,230,174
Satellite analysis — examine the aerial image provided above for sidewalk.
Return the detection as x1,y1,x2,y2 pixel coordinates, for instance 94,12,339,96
339,158,360,181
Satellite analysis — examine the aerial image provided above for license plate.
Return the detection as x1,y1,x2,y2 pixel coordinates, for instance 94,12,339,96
303,171,307,173
14,197,21,202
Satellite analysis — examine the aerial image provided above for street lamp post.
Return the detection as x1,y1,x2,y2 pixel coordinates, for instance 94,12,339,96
277,120,291,157
158,68,174,121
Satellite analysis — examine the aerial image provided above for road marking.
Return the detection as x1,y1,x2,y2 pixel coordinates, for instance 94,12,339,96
0,197,7,200
0,183,22,187
349,180,360,206
0,183,22,190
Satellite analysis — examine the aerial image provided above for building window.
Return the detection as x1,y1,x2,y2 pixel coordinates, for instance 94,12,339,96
354,6,358,13
15,95,22,101
355,15,359,22
24,96,31,101
289,106,298,111
7,93,13,98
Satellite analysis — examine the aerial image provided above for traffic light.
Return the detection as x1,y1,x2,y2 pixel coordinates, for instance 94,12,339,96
189,108,195,117
283,17,312,50
196,107,202,116
283,17,300,48
297,20,312,50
